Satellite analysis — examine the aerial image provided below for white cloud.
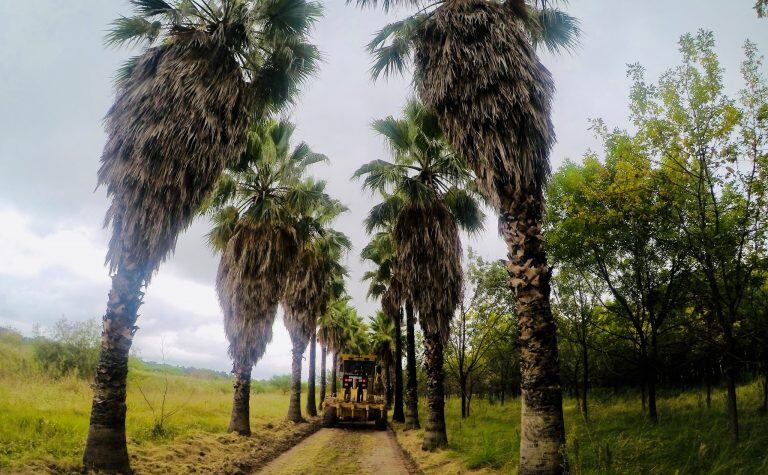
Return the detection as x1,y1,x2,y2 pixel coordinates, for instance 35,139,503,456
0,206,302,376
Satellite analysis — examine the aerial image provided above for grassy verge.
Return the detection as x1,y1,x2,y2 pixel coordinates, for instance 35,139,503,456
0,329,317,473
392,384,768,474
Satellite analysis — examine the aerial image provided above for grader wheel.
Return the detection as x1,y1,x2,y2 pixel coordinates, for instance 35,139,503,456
323,406,338,428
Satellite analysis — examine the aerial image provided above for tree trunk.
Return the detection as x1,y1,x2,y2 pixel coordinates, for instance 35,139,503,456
383,359,392,409
228,357,252,435
405,302,421,430
724,336,740,442
320,345,327,409
581,341,588,420
706,362,713,409
422,329,447,451
331,352,338,396
500,193,567,474
647,332,658,422
760,369,767,414
83,260,144,473
393,308,405,422
460,372,468,419
306,330,317,417
287,335,306,423
647,371,658,422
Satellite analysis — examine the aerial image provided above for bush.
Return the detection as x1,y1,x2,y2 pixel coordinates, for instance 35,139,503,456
267,375,292,395
32,319,100,379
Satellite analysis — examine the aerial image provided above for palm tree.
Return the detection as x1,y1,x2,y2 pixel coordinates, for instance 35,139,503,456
361,228,406,422
351,1,580,471
316,275,348,409
88,1,320,470
369,311,397,404
319,295,352,400
207,119,328,435
354,99,484,450
282,205,351,422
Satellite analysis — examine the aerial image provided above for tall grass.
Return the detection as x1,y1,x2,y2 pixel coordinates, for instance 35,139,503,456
0,329,312,471
432,384,768,474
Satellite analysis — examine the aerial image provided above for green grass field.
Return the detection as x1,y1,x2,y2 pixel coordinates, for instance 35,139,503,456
393,384,768,474
0,329,310,472
2,328,767,473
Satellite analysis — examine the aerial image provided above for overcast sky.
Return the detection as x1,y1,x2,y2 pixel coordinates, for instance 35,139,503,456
0,1,765,378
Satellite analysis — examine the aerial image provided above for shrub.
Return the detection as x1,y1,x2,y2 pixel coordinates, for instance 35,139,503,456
268,375,291,395
32,319,100,379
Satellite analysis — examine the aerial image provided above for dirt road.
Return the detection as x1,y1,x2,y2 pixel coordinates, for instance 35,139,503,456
257,426,412,475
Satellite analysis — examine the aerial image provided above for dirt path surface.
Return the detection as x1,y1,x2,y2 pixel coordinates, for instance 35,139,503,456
257,426,412,475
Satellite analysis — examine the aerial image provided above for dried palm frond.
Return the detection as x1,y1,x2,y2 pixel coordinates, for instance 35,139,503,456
282,247,329,344
414,0,556,206
100,35,251,276
393,200,462,342
217,222,299,364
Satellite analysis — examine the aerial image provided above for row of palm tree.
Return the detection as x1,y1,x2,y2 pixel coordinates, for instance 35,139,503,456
87,0,324,471
205,118,352,431
88,0,579,472
350,0,580,471
356,99,484,449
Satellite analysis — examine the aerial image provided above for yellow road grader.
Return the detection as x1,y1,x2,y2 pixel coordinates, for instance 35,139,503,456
322,354,388,430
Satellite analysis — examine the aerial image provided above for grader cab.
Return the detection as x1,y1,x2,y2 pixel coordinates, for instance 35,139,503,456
322,354,388,430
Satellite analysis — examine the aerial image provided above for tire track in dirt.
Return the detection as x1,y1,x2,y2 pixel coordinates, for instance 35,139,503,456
257,426,411,475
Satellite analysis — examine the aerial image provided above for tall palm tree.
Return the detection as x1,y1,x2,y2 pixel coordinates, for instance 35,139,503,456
282,206,351,422
88,1,320,470
318,295,352,400
361,228,406,422
207,119,328,435
369,311,397,404
351,1,580,471
355,100,484,450
316,275,348,409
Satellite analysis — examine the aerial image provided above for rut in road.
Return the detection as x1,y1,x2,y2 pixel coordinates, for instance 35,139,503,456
257,427,412,475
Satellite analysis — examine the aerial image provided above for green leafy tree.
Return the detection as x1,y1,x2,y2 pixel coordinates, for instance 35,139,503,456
446,251,516,418
547,127,690,422
88,1,321,469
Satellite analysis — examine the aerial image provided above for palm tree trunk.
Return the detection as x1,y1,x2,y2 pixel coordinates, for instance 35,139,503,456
331,352,338,396
405,302,420,430
83,260,144,472
228,356,252,435
422,329,447,451
393,308,405,422
500,193,566,474
320,344,327,409
288,335,306,423
383,358,392,409
306,331,317,417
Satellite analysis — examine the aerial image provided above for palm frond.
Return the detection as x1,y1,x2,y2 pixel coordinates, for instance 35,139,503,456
444,187,485,235
105,16,162,47
529,7,581,55
353,160,406,194
346,0,423,13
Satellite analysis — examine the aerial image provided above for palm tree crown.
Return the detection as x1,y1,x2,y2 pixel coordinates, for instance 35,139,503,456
100,0,322,276
207,119,331,367
355,99,484,340
347,0,579,80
